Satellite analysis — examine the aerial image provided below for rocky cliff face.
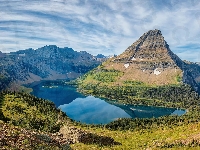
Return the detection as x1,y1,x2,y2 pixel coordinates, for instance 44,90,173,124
114,29,183,68
183,62,200,91
0,45,102,88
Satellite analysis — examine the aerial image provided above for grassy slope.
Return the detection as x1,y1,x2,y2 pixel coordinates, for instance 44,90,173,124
71,122,200,149
76,67,199,109
0,92,65,132
0,92,71,149
102,58,183,85
77,61,182,91
78,58,183,86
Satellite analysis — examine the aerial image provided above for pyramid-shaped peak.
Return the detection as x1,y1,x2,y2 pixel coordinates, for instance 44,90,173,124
115,29,181,64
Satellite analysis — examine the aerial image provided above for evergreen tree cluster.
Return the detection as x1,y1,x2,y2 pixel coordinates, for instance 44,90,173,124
78,83,200,109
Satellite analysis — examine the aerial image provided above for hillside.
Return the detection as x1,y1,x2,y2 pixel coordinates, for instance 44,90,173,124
0,45,103,91
0,121,71,149
80,29,200,87
77,29,200,107
0,91,121,149
108,29,184,85
2,91,200,149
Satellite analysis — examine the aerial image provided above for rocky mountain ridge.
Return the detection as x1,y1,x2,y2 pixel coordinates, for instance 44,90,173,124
0,45,104,90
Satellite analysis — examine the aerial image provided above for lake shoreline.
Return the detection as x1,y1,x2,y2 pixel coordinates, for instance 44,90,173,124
29,80,186,124
25,79,187,111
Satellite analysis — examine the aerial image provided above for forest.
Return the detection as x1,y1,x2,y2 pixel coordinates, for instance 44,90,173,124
77,80,200,109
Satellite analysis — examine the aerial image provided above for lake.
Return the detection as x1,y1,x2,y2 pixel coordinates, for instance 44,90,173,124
30,81,186,124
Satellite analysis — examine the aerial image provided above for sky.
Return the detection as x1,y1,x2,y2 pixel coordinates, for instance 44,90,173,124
0,0,200,62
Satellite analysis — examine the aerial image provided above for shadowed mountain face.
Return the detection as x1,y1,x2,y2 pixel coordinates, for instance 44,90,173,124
0,45,103,90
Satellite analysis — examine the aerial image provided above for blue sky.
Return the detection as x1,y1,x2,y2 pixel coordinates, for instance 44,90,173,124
0,0,200,62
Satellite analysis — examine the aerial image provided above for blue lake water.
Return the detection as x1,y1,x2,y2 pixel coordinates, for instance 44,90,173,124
30,81,186,124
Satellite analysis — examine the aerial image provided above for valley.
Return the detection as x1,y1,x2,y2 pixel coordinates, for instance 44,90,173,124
1,29,200,149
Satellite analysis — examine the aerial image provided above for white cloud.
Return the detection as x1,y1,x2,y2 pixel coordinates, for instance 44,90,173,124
0,0,200,61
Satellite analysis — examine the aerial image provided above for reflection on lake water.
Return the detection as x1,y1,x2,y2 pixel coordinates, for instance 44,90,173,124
31,82,85,107
59,96,131,124
30,82,186,124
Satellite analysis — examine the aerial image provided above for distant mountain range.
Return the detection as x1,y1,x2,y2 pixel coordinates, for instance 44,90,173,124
0,45,106,90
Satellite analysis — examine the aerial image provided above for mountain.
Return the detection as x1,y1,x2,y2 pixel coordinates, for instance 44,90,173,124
77,29,200,107
79,29,200,89
104,29,199,88
0,45,102,91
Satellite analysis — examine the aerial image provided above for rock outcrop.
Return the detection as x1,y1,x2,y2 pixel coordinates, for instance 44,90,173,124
60,125,121,146
0,121,71,149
